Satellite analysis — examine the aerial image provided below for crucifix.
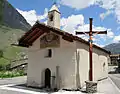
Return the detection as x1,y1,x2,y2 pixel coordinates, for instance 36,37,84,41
76,18,107,81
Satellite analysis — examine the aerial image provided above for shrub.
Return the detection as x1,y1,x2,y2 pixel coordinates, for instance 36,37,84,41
0,70,25,78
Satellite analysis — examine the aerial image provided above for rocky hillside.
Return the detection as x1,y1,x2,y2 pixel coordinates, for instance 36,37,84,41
104,42,120,54
0,0,31,31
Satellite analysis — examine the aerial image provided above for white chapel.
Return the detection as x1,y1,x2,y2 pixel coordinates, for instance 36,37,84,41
18,4,110,89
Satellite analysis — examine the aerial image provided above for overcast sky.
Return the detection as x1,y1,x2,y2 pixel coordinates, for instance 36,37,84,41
8,0,120,47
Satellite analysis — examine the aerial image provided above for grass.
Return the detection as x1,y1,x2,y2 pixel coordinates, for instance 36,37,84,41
0,25,26,69
0,58,9,66
4,46,22,60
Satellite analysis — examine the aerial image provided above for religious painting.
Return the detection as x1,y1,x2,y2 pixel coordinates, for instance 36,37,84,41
40,32,60,48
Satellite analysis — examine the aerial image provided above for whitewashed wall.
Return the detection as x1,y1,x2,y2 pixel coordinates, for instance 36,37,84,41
27,33,109,89
76,41,109,87
76,41,89,87
93,48,108,81
27,34,77,89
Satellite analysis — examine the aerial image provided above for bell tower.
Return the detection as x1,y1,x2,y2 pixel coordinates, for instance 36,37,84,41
47,3,60,29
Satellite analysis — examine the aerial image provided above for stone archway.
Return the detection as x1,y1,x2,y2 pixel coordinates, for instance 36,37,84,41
45,68,51,88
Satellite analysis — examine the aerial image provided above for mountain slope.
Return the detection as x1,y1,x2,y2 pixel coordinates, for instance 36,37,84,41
104,42,120,54
0,0,30,69
0,25,27,69
0,0,31,31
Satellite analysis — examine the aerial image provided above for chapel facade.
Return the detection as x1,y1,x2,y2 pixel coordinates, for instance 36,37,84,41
18,4,110,89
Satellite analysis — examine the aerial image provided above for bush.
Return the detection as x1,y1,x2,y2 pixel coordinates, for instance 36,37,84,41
0,70,25,78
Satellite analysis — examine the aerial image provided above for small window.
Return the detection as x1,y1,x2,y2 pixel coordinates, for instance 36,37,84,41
45,49,52,58
49,15,53,21
48,49,52,57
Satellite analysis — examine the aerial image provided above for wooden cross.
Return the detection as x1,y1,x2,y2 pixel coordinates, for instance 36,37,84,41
76,18,107,81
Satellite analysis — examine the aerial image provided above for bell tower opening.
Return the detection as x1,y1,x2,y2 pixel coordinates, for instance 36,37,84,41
47,3,60,29
49,14,54,21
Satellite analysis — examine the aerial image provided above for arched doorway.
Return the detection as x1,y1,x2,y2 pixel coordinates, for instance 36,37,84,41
45,68,51,88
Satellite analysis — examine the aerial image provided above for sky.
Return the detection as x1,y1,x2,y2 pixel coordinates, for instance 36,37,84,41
8,0,120,47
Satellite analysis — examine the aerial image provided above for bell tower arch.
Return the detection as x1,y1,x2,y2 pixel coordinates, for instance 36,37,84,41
47,4,60,29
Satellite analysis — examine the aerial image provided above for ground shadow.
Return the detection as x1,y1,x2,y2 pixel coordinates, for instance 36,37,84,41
9,84,58,93
9,84,85,93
